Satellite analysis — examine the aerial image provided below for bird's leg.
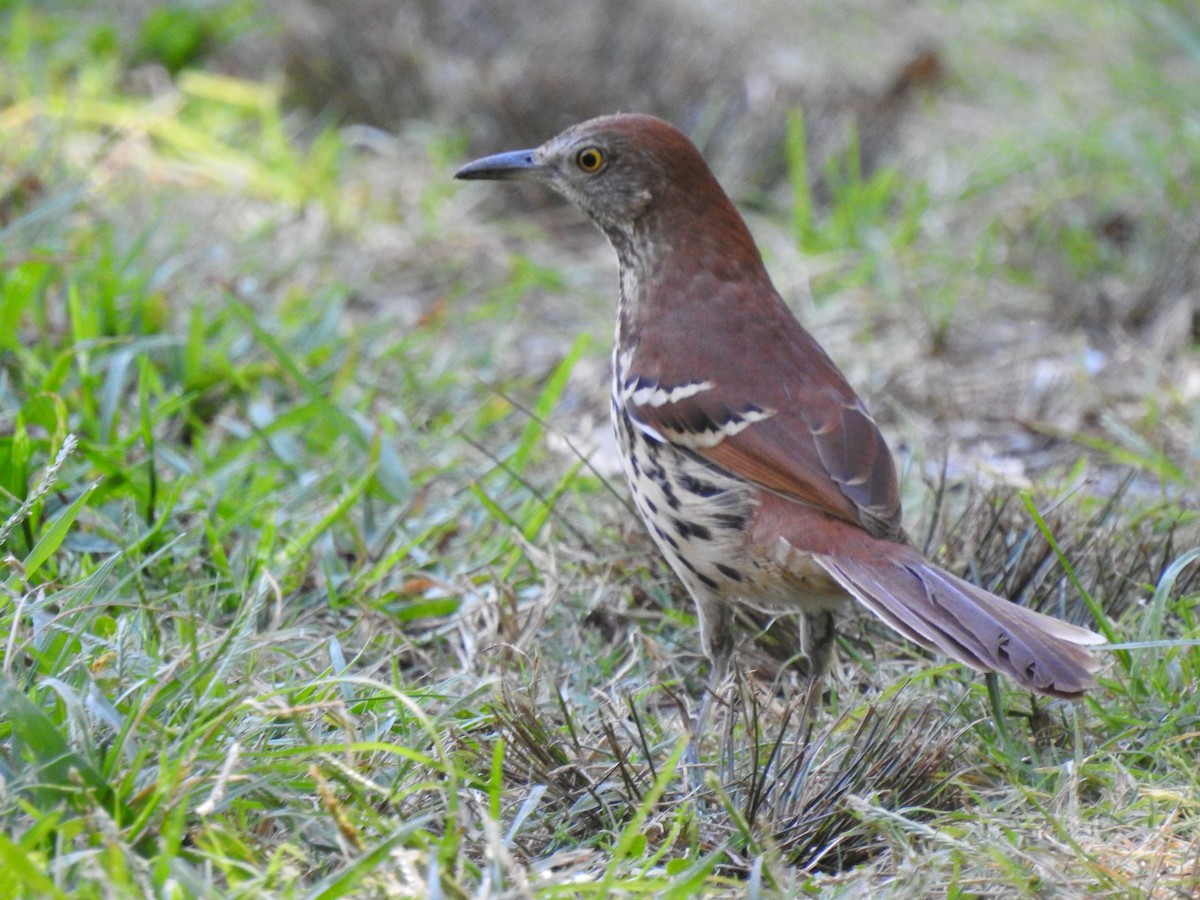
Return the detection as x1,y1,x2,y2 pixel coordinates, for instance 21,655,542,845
690,652,730,765
799,609,836,731
686,594,734,779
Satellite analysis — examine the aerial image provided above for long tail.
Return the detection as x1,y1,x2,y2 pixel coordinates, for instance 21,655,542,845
814,546,1105,698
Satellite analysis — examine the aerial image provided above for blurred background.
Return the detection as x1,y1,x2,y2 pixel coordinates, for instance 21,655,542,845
121,0,950,192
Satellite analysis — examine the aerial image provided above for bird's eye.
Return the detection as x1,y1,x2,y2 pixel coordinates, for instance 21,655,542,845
575,147,605,173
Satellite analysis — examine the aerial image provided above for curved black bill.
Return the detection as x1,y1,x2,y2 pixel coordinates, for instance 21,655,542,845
454,149,542,181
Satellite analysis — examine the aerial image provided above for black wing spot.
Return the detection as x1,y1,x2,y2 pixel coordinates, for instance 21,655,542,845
660,482,681,510
653,523,680,550
713,513,747,530
679,472,724,499
673,519,712,541
715,563,744,582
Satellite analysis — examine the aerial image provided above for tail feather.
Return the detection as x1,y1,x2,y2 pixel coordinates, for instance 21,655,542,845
815,548,1103,699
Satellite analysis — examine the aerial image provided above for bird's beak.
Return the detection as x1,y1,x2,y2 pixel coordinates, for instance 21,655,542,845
454,148,544,181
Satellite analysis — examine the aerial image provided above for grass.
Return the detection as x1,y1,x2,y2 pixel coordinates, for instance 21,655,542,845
2,0,1200,896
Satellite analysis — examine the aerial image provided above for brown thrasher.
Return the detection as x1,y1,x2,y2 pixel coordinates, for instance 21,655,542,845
456,113,1103,710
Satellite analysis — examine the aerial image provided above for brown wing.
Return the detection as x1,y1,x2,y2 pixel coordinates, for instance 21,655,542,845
620,278,902,540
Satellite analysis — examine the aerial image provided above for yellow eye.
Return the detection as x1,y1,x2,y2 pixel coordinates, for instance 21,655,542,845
575,147,605,173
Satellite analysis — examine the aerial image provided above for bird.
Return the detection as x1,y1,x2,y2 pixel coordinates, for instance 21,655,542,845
455,113,1104,719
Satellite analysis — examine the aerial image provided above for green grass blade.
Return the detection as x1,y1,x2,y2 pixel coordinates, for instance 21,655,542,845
0,831,70,900
511,332,590,474
16,480,96,583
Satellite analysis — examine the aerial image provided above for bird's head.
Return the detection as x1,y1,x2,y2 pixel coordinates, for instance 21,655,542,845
456,113,764,286
455,114,725,237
